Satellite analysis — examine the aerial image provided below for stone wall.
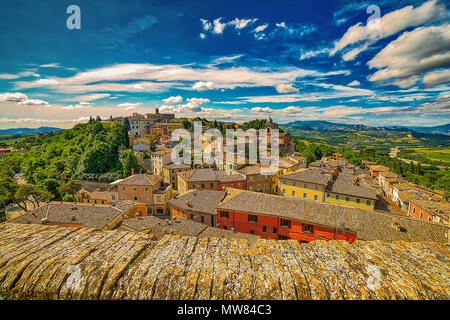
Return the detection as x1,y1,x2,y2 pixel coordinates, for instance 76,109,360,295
0,223,448,300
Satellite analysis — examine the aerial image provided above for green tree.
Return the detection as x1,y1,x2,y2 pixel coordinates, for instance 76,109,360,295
58,180,83,201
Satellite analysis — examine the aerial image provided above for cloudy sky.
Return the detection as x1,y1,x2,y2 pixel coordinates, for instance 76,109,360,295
0,0,449,129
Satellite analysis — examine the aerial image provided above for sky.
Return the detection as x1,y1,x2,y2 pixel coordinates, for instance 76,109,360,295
0,0,449,129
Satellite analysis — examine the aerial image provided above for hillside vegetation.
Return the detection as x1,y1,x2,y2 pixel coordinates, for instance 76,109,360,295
0,120,141,209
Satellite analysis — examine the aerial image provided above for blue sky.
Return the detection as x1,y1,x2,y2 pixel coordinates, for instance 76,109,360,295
0,0,449,128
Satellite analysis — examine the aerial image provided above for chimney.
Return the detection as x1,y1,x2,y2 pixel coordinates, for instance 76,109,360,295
131,168,135,175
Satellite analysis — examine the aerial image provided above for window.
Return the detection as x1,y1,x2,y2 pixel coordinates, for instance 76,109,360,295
303,193,307,198
219,211,229,219
273,227,277,234
315,186,319,191
262,226,267,233
283,180,286,184
314,195,318,201
250,230,255,235
134,196,138,201
293,181,296,186
292,190,296,196
428,217,432,222
133,188,137,191
280,219,291,227
367,200,371,206
282,189,285,194
201,216,205,223
356,198,360,203
304,183,308,188
210,183,214,188
413,207,416,213
420,212,423,219
327,193,330,198
278,235,289,240
111,195,116,200
302,224,313,233
346,197,350,202
222,226,227,230
336,195,340,200
248,214,258,223
201,183,205,188
122,186,125,191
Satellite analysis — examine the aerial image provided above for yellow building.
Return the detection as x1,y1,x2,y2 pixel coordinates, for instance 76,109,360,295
162,162,191,190
278,170,330,201
324,176,377,210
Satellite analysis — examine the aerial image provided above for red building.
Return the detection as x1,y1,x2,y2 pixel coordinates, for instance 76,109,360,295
0,148,12,156
216,189,356,243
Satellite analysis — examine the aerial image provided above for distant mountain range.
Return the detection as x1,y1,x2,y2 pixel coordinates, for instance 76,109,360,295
282,120,450,135
0,127,62,135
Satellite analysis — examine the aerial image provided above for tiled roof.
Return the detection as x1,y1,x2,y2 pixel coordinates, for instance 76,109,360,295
163,162,191,170
188,168,218,182
410,198,450,221
113,174,162,186
0,223,448,300
237,164,277,176
215,171,245,182
325,176,377,200
169,189,226,215
279,169,330,185
8,202,124,230
88,191,108,201
119,215,259,241
217,189,448,242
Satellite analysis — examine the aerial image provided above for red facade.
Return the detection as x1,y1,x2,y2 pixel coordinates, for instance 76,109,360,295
216,209,356,243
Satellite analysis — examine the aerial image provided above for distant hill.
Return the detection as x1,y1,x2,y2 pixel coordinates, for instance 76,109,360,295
0,127,62,135
283,120,449,135
402,124,450,136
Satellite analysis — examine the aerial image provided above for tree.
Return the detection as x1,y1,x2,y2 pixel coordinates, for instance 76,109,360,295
181,118,192,131
58,180,83,201
0,176,18,209
121,150,140,177
14,185,53,211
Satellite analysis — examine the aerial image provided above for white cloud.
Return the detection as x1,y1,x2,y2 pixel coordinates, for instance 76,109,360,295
254,24,268,33
213,18,226,34
199,33,206,39
276,84,298,93
299,47,330,60
423,69,450,86
192,81,214,90
0,92,50,106
200,19,212,31
0,74,20,80
229,18,257,29
348,80,361,86
36,78,58,85
163,95,183,104
18,99,50,106
67,93,111,102
368,25,450,87
117,102,143,108
0,92,28,103
331,0,446,60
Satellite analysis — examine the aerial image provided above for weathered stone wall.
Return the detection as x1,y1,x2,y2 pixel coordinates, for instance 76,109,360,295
0,223,448,300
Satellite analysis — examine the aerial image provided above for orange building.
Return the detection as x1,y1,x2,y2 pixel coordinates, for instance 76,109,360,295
111,173,172,215
408,198,449,224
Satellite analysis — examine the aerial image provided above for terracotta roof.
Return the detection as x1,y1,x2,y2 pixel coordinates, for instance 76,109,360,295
113,174,162,186
217,189,448,242
8,202,124,230
81,180,111,192
279,169,330,185
169,189,226,215
410,198,450,221
163,162,191,170
237,164,277,176
88,191,108,201
0,223,448,300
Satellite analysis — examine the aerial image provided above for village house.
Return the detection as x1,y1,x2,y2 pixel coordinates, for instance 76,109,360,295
162,162,191,190
169,189,226,226
324,175,377,211
150,149,173,175
8,201,145,231
408,198,449,225
177,168,246,194
128,109,175,138
278,169,330,202
0,148,12,156
216,188,448,243
111,173,172,215
237,163,275,194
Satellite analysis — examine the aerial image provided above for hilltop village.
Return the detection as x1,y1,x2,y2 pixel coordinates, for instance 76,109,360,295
2,110,449,245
